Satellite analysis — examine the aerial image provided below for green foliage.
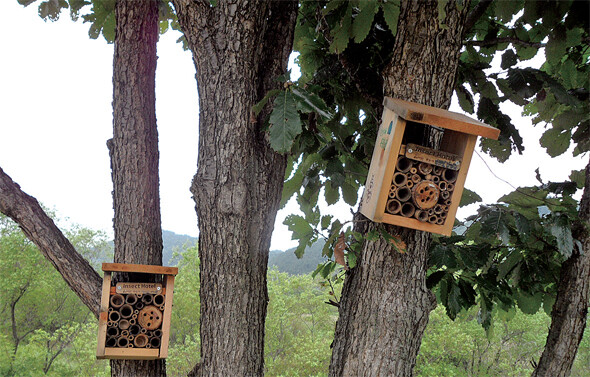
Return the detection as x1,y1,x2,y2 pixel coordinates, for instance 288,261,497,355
265,269,338,377
429,180,582,330
275,2,590,338
167,246,201,376
459,0,589,160
19,0,182,43
0,214,110,376
414,306,589,377
263,82,332,154
269,90,304,153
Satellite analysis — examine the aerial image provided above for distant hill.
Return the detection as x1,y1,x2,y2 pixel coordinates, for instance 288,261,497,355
106,231,324,274
104,230,197,266
163,230,197,266
268,240,327,275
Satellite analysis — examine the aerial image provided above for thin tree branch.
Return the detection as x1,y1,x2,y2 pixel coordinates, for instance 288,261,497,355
0,166,102,317
463,0,493,34
466,37,545,48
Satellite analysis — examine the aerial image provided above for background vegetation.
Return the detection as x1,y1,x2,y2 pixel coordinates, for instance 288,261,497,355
0,216,588,376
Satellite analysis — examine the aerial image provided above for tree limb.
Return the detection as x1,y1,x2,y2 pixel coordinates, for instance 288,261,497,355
0,166,102,317
466,37,545,48
463,0,493,34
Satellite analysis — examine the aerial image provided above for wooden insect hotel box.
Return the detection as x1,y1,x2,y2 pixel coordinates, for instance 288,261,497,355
360,97,500,235
96,263,178,360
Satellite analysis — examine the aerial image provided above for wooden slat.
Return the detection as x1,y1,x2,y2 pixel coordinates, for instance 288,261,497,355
360,109,404,222
158,275,175,359
102,263,178,276
96,272,112,358
383,97,500,140
100,348,160,360
110,286,166,295
444,134,478,234
381,213,449,236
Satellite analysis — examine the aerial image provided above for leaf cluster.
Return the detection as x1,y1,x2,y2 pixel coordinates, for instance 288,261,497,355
428,177,584,330
19,0,181,44
262,1,589,327
457,0,589,160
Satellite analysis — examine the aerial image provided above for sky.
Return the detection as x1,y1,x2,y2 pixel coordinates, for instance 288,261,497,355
1,1,586,251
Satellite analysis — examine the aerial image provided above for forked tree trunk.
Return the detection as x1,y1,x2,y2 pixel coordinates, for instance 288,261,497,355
329,1,470,376
173,1,298,375
532,157,590,377
107,0,164,376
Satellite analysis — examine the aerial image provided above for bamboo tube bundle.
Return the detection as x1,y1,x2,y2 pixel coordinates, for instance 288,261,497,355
414,210,428,222
401,202,415,217
106,336,117,347
120,304,133,318
105,288,167,350
150,337,161,348
386,153,461,221
109,311,121,323
393,172,407,187
396,187,412,202
125,294,138,305
386,199,401,214
134,334,149,348
117,336,129,348
129,324,141,336
110,294,124,308
443,168,458,183
418,162,433,175
396,156,412,172
107,327,119,337
142,294,153,305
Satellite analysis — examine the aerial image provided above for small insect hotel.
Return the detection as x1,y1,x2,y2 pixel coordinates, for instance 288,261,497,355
96,263,177,360
360,97,500,235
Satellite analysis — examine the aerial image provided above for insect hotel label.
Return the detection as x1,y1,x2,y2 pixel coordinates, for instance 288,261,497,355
115,282,162,294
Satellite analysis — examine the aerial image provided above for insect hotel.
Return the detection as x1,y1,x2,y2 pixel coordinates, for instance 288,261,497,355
96,263,177,360
360,97,500,235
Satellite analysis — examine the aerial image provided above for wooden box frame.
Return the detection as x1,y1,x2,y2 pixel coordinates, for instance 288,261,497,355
360,97,500,236
96,263,178,360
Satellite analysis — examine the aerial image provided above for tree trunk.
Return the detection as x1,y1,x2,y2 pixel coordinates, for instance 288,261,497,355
107,0,164,376
173,1,297,376
329,1,470,376
532,157,590,377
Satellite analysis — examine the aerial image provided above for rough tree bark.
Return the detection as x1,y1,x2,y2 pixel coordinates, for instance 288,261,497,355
532,156,590,377
329,1,471,376
106,0,164,376
172,1,298,376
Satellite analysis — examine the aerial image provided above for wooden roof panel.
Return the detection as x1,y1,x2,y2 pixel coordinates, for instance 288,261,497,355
383,97,500,140
102,263,178,275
